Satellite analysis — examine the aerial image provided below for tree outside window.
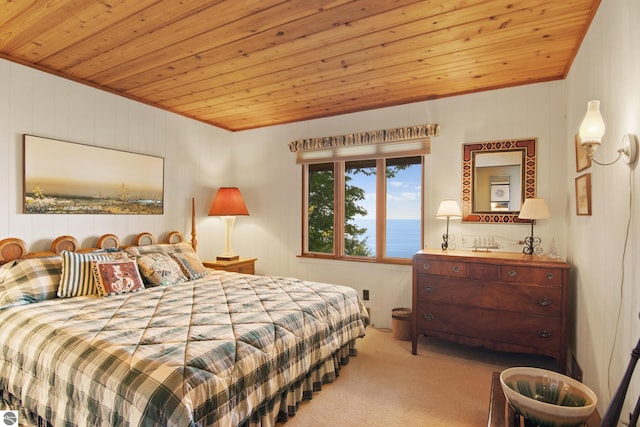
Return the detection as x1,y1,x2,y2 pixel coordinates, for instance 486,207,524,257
305,156,422,263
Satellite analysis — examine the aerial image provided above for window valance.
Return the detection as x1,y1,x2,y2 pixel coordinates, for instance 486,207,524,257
289,124,439,164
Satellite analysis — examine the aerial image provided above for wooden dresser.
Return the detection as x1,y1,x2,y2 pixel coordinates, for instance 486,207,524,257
412,249,570,372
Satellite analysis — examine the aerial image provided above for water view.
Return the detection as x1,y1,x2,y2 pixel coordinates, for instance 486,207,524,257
355,218,421,258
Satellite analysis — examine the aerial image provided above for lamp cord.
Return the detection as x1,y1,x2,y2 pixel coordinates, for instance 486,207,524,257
607,165,633,400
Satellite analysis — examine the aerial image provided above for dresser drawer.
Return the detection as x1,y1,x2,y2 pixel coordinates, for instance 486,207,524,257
481,310,562,352
416,258,467,278
468,262,499,280
417,306,561,353
416,276,482,306
500,266,563,285
416,276,561,315
226,263,255,274
203,258,256,275
482,282,562,316
416,304,484,337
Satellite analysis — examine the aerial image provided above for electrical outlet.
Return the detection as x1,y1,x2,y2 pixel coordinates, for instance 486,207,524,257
363,289,369,301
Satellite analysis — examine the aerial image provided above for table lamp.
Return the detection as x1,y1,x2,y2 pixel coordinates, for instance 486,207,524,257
518,198,550,255
436,200,462,250
208,187,249,260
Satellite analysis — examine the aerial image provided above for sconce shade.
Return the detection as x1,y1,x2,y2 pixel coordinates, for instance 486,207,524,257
579,100,605,145
518,198,550,220
436,200,462,218
208,187,249,216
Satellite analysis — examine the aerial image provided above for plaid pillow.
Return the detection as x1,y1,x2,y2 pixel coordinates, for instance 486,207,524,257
0,261,16,284
92,260,145,296
57,251,114,298
0,256,62,310
137,252,187,286
125,241,195,257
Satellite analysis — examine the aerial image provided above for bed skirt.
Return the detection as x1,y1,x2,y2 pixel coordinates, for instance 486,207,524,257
246,339,358,426
1,339,359,427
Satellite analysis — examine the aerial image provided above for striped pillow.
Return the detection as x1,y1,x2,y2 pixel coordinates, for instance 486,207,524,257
57,251,114,298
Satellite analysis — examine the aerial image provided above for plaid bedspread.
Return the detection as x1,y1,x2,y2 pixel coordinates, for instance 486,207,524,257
0,271,368,426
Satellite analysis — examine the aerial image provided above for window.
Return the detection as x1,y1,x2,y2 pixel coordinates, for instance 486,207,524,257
304,156,423,263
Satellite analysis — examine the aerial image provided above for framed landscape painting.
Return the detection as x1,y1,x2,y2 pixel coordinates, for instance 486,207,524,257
23,135,164,214
575,173,591,216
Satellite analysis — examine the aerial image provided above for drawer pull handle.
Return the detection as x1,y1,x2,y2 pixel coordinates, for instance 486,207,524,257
537,330,552,338
452,266,460,273
424,286,434,292
423,263,430,271
424,313,434,321
508,270,517,278
537,298,552,306
546,273,554,280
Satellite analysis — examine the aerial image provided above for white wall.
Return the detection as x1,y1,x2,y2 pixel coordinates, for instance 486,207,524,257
0,59,234,259
565,0,640,416
232,81,567,330
3,2,636,414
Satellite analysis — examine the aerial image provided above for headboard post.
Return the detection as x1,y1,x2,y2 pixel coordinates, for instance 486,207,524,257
191,197,198,251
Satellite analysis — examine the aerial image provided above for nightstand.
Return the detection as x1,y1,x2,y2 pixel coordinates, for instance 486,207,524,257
203,258,257,275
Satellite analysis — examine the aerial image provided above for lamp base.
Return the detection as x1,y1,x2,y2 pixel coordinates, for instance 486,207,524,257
216,255,239,261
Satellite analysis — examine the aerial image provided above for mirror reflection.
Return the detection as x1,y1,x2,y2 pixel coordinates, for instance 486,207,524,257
461,139,536,223
473,151,523,212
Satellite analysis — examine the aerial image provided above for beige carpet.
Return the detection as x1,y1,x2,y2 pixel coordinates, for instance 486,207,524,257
280,327,555,427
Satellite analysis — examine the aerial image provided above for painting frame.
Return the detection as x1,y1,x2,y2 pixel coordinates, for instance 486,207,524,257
575,133,592,172
23,135,164,215
575,173,592,216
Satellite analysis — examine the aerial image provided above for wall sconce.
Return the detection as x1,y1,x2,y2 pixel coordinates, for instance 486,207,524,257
518,198,550,255
436,200,462,250
208,187,249,260
579,100,638,166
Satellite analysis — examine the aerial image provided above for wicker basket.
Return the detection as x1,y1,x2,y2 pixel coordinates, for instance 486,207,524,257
391,308,412,341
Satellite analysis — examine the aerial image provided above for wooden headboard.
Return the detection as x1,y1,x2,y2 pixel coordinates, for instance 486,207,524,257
0,231,191,265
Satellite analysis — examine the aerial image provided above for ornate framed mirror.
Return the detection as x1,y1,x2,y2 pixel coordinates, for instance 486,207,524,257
462,138,536,223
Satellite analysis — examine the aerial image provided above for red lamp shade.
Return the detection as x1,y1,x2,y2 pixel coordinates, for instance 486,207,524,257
208,187,249,216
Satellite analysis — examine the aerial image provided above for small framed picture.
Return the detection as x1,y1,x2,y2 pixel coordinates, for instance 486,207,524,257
575,133,592,172
575,173,592,216
490,184,510,202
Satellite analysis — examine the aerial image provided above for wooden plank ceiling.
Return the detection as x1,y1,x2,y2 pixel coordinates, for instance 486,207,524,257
0,0,600,131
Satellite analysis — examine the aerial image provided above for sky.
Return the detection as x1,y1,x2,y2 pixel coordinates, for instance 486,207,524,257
24,135,163,198
348,162,421,220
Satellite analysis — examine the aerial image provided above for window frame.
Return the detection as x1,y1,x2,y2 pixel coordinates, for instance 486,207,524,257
301,155,424,265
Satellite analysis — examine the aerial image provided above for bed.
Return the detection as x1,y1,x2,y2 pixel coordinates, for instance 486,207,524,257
0,231,369,426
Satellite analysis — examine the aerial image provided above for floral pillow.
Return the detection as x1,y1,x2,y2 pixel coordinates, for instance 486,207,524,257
0,256,62,310
92,259,145,296
136,252,187,286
